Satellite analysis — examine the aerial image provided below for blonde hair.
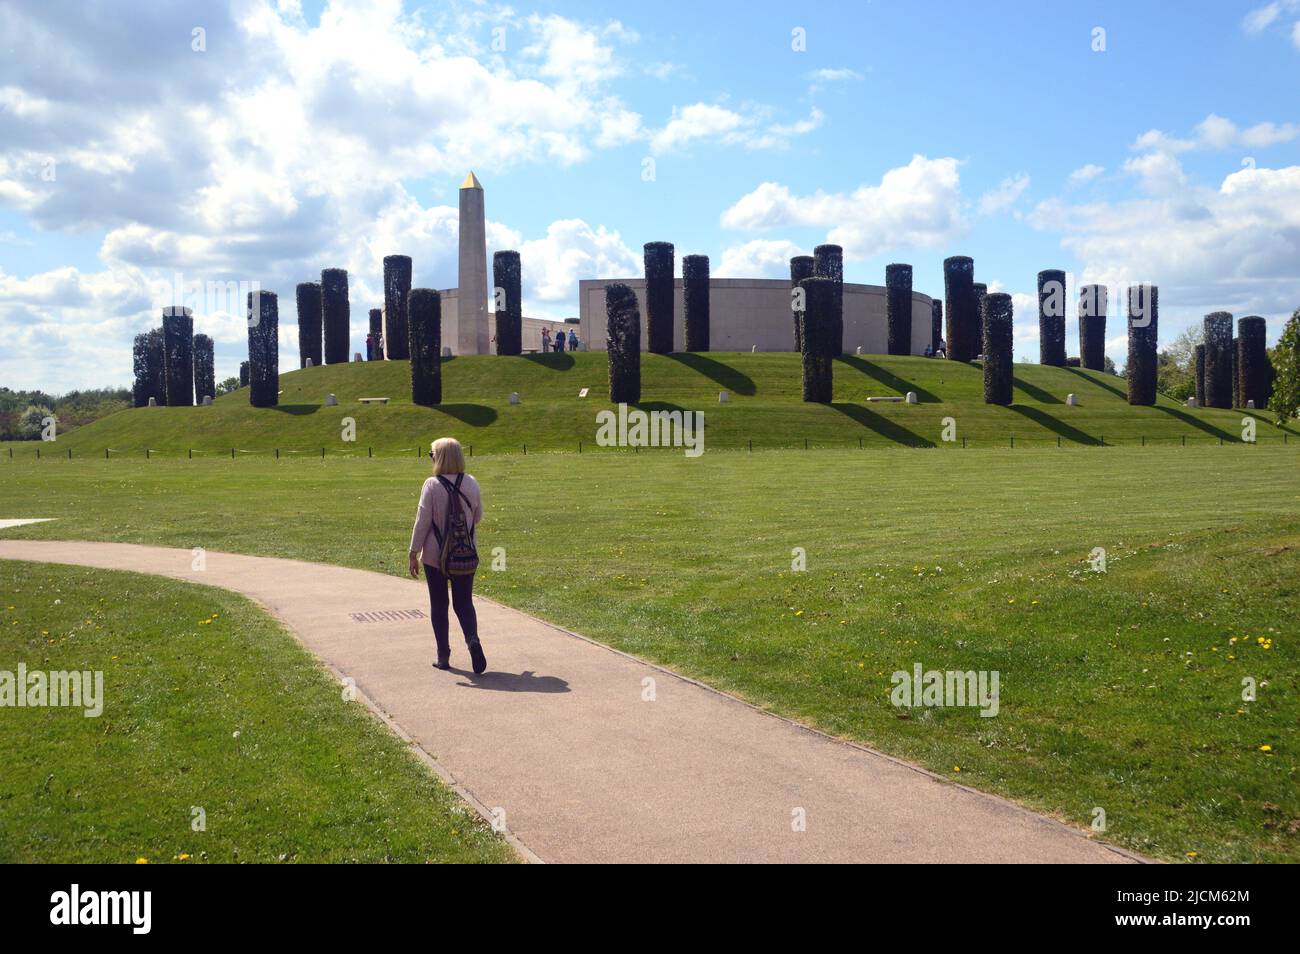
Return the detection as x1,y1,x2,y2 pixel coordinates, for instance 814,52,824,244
430,437,466,476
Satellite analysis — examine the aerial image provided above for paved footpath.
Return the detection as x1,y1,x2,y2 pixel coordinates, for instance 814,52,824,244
0,540,1142,864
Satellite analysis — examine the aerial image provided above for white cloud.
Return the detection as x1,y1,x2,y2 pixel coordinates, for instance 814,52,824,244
522,14,625,89
648,103,821,153
719,155,966,259
1122,152,1187,194
1132,114,1300,155
0,3,672,389
717,239,804,278
518,219,639,310
644,61,684,80
1293,19,1300,47
650,103,748,153
1242,2,1286,33
1067,164,1105,188
1030,163,1300,326
978,173,1030,215
807,68,863,82
0,264,156,390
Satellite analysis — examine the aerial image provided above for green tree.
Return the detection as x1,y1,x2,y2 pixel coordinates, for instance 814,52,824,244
1268,308,1300,426
216,376,240,396
19,405,54,440
1156,325,1200,400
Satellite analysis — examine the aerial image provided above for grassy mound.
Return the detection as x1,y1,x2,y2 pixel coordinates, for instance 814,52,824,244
5,353,1294,457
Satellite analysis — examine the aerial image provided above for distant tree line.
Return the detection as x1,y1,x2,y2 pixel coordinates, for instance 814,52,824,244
0,386,130,441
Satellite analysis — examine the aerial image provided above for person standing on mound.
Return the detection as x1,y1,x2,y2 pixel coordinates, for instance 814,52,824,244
408,437,487,673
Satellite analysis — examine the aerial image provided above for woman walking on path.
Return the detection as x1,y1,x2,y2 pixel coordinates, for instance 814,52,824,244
409,437,487,673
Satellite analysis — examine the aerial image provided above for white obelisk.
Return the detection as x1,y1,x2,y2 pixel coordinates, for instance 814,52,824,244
457,171,489,355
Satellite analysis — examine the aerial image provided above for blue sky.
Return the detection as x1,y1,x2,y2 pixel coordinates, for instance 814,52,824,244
2,0,1299,391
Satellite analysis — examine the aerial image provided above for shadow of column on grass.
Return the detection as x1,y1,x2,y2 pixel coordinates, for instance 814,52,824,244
1239,408,1298,436
433,404,499,426
665,353,757,395
1011,377,1064,405
830,402,936,447
1006,405,1101,444
1063,367,1125,400
522,353,575,370
1150,405,1237,442
835,355,940,403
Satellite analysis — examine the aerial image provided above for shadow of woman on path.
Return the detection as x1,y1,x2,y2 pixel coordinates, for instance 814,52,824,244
453,669,571,693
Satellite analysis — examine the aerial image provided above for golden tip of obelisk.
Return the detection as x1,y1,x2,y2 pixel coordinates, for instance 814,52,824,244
460,171,482,190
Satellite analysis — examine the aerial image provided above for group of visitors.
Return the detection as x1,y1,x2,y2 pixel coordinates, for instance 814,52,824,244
365,332,385,360
924,338,947,358
541,327,580,353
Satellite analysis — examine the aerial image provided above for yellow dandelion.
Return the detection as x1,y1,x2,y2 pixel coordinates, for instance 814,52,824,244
1259,744,1273,753
953,766,961,773
135,857,148,864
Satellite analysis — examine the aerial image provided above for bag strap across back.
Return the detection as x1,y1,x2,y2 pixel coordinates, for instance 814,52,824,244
430,474,468,547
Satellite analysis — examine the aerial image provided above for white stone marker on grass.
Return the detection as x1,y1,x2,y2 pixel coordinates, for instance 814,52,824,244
1066,393,1079,406
325,394,338,407
905,391,918,404
1187,397,1198,408
719,391,729,403
509,392,520,405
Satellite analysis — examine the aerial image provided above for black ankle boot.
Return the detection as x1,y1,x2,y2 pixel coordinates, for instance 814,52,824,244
433,634,451,670
467,638,487,675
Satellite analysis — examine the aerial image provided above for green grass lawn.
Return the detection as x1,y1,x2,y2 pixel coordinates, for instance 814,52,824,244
2,444,1297,862
0,561,516,863
4,353,1293,458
